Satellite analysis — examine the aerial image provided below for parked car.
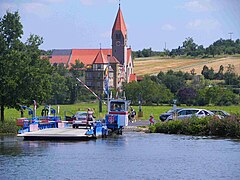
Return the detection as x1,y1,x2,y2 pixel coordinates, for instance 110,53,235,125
159,108,182,121
210,110,230,118
166,108,218,121
72,111,89,128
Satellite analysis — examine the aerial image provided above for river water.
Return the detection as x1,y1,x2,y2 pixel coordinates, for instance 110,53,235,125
0,132,240,180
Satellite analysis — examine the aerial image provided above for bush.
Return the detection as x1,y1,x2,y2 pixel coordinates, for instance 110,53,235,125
151,115,240,138
0,119,18,134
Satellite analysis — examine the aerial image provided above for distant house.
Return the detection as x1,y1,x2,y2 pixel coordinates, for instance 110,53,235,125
48,5,134,94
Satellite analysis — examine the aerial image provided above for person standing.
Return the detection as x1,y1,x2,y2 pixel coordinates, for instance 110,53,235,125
149,115,154,125
130,107,136,123
87,108,94,128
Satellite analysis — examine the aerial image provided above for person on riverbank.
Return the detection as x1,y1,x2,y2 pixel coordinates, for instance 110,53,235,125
149,115,154,125
87,108,94,128
130,107,136,123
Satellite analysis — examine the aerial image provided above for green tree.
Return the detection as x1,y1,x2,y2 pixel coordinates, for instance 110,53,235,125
123,81,141,104
49,64,68,104
182,37,198,56
201,65,214,80
0,11,53,122
177,87,197,105
69,60,89,103
123,77,173,105
214,65,224,80
0,11,23,122
157,70,186,94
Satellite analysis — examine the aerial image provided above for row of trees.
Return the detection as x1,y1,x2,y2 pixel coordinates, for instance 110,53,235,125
170,37,240,57
132,48,165,58
201,64,239,84
0,12,93,122
133,37,240,58
123,69,240,106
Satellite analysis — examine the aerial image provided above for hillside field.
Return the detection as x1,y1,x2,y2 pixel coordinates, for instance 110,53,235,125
134,56,240,76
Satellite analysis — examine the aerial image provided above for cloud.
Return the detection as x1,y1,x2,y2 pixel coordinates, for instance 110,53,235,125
22,2,50,16
187,19,220,30
181,0,216,12
42,0,65,3
0,0,65,15
80,0,94,6
161,24,176,31
80,0,116,6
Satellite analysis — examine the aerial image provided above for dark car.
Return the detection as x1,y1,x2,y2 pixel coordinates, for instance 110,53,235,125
159,108,182,121
210,110,230,118
72,111,89,128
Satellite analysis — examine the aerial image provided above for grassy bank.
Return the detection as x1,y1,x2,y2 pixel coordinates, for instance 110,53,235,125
1,103,240,135
149,115,240,138
3,103,240,121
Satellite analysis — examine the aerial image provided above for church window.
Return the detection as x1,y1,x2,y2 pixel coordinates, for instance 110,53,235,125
116,34,121,40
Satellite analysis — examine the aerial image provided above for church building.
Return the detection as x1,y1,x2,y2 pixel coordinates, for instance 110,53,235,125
48,5,136,94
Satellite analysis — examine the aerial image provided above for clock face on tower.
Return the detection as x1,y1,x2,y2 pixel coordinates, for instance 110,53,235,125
116,41,121,46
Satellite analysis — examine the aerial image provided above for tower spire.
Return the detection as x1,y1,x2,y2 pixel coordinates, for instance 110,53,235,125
119,0,121,7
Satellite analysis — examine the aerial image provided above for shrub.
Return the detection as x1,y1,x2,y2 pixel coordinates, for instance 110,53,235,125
151,115,240,138
0,119,18,134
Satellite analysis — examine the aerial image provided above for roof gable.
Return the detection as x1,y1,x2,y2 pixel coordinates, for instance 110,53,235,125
93,49,108,64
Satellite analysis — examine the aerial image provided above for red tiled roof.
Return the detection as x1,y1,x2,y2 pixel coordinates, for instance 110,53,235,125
129,73,137,83
49,48,131,67
49,55,69,65
93,49,108,64
112,7,127,37
70,49,112,66
109,56,120,64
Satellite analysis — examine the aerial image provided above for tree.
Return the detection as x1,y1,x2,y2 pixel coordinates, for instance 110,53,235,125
201,65,214,80
49,64,68,104
69,60,89,103
214,65,224,80
0,11,53,122
182,37,198,56
158,71,186,94
177,87,197,105
224,65,238,86
123,77,173,105
0,11,23,122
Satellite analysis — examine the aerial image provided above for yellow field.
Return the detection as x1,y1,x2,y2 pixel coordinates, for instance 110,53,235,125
134,56,240,76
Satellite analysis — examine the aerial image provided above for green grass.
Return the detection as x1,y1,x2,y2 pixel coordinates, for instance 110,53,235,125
1,103,240,135
3,103,240,121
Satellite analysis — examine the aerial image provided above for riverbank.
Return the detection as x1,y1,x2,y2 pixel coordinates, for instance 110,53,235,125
1,114,240,138
149,115,240,138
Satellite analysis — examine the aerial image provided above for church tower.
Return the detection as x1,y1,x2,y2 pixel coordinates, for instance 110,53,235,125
112,4,127,66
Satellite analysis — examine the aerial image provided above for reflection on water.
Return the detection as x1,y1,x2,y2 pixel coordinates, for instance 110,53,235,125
0,133,240,180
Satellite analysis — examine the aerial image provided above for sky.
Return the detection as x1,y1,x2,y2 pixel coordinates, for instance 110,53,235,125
0,0,239,51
